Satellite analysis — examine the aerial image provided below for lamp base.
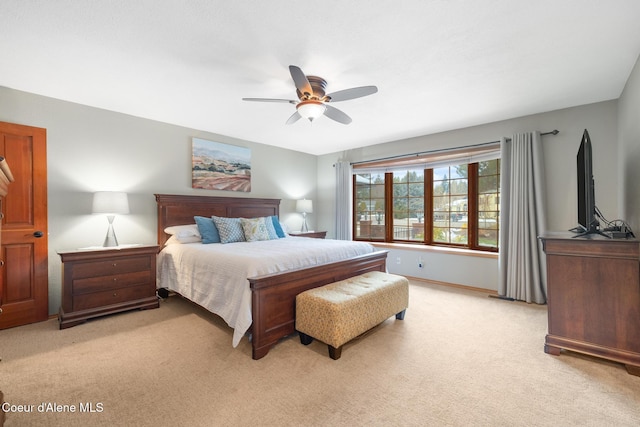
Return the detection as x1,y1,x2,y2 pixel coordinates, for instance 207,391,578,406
300,213,309,233
103,215,119,247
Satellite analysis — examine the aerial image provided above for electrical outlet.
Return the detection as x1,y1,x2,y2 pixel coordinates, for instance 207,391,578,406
396,257,401,265
418,256,424,268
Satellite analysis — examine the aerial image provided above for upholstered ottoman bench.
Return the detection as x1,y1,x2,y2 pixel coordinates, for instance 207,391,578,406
295,271,409,360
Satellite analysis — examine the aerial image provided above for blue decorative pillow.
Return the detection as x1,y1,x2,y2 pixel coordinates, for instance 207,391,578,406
241,217,271,242
212,216,246,243
194,216,221,244
271,216,286,238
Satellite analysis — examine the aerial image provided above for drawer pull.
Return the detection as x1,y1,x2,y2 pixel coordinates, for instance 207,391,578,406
112,263,117,267
113,293,118,297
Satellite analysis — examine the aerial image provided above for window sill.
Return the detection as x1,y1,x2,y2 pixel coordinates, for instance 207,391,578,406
370,242,498,259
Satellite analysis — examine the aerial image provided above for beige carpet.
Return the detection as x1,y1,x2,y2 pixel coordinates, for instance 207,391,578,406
1,280,639,427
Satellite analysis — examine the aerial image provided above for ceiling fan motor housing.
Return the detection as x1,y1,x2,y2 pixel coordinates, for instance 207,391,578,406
297,76,327,100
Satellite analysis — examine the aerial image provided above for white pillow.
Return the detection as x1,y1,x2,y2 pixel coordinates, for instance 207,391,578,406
164,224,200,238
279,222,289,236
164,224,202,243
166,235,202,245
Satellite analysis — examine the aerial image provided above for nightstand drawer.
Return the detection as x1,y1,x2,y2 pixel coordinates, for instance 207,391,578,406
73,284,154,311
73,270,151,294
71,256,152,279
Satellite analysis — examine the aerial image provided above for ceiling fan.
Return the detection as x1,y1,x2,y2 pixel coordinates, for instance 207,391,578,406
243,65,378,125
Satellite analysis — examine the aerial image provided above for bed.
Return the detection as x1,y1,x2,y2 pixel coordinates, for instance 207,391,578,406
155,194,388,359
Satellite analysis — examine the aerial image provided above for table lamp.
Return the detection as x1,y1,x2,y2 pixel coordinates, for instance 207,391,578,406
296,199,313,233
92,191,130,247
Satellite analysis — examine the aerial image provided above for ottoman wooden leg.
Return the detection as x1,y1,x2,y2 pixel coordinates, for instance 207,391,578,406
396,309,406,320
328,345,343,360
299,332,313,345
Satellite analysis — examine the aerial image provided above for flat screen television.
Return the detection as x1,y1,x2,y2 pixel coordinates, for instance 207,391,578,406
572,129,606,238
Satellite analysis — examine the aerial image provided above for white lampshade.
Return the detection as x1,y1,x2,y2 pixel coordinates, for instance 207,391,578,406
92,191,130,215
296,100,326,121
296,199,313,213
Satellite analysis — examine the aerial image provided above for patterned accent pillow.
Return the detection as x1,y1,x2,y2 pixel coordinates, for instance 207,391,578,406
240,217,271,242
212,216,246,244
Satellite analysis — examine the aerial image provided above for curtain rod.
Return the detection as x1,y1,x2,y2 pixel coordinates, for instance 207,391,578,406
349,130,559,166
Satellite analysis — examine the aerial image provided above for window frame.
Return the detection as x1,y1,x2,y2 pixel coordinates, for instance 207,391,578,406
352,155,499,253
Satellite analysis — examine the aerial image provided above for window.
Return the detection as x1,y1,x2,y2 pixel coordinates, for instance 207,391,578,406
477,159,500,248
433,164,468,245
353,155,500,252
354,172,386,240
393,170,424,242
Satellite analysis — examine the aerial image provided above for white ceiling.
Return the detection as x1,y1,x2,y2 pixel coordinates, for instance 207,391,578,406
3,1,640,155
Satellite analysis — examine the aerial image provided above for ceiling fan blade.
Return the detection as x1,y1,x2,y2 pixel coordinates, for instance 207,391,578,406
286,111,302,125
324,105,352,125
326,86,378,102
242,98,297,104
289,65,313,97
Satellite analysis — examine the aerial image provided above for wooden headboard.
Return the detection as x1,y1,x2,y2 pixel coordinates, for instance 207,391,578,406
155,194,281,246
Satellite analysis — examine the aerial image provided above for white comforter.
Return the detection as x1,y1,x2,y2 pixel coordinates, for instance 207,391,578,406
157,236,376,347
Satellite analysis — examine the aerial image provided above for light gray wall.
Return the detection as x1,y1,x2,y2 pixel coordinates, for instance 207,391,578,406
619,55,640,233
317,100,621,291
0,87,318,314
2,64,637,311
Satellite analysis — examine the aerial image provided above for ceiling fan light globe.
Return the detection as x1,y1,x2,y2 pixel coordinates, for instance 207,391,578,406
296,100,326,121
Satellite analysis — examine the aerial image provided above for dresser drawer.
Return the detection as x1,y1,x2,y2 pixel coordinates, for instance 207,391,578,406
71,255,152,279
73,283,154,311
73,270,151,294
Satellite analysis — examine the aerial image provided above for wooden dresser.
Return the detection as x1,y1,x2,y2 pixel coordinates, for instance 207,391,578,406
58,245,160,329
539,233,640,375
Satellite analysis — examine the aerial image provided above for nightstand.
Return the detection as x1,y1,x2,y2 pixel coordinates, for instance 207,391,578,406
58,245,160,329
289,231,327,239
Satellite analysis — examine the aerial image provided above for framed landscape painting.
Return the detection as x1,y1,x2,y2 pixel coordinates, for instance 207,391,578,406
192,138,251,192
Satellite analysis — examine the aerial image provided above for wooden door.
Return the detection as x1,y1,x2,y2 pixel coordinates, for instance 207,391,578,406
0,121,48,329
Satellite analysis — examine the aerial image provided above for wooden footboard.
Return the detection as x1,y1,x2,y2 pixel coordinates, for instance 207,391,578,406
248,250,388,360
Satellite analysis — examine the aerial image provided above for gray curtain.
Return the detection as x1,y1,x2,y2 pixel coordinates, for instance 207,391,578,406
335,160,352,240
498,132,547,304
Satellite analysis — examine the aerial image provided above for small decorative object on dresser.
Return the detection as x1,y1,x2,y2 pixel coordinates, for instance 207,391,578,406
58,245,160,329
289,230,327,239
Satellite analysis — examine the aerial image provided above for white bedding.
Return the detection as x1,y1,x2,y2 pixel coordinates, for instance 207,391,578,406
157,236,376,347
